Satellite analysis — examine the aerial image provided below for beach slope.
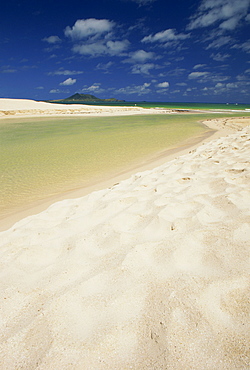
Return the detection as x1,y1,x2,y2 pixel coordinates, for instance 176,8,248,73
0,121,249,368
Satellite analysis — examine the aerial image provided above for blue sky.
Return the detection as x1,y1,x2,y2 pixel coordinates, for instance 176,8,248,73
1,0,250,103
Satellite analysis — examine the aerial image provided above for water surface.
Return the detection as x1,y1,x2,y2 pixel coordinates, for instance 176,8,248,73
0,113,215,219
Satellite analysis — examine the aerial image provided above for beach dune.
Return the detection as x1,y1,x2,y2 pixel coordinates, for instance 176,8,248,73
0,104,249,369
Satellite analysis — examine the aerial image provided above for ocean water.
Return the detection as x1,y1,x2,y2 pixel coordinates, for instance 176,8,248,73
55,101,250,110
0,111,248,220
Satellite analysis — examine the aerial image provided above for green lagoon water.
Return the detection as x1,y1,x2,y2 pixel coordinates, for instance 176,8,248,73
0,112,246,219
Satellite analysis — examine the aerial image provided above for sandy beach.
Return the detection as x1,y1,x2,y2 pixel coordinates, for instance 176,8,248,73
0,99,250,369
0,98,173,118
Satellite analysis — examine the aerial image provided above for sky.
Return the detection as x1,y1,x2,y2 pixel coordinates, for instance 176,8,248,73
1,0,250,103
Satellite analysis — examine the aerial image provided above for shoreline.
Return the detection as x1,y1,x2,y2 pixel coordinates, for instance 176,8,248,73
0,127,215,231
0,117,249,367
0,99,249,231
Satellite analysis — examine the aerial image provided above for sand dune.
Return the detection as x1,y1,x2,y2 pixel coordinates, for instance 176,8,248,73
0,114,249,368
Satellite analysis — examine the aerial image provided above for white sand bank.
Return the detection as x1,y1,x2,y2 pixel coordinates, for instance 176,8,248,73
0,98,172,118
0,116,249,368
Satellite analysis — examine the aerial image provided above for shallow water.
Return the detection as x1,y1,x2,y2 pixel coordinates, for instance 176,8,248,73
0,114,209,218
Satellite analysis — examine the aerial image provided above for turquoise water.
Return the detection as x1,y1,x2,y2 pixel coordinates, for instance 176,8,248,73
53,101,250,110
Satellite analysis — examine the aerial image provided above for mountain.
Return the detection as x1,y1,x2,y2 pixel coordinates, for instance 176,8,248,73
49,93,124,103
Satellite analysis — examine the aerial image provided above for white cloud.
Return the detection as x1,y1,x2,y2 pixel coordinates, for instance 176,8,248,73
128,0,156,5
188,71,210,79
80,83,104,94
131,63,156,75
72,40,129,57
169,89,181,94
96,61,113,71
176,82,187,86
50,89,68,94
166,68,186,77
188,71,230,83
65,18,129,58
201,81,243,96
1,68,17,73
142,28,190,43
65,19,114,40
48,69,83,76
193,64,207,69
206,36,232,49
73,42,107,56
187,0,250,31
232,40,250,53
210,52,230,61
157,81,169,88
35,86,44,90
42,35,61,44
124,50,155,63
115,83,151,95
60,78,76,86
237,71,250,80
226,82,239,88
106,40,130,55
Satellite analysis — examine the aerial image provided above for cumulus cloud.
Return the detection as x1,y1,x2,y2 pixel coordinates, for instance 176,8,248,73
187,0,250,31
131,63,156,75
106,40,130,55
72,40,129,57
188,71,230,83
142,28,190,43
65,18,130,58
115,83,151,95
64,19,115,40
124,50,155,63
59,78,76,86
42,35,61,44
80,83,104,94
157,81,169,88
200,81,246,96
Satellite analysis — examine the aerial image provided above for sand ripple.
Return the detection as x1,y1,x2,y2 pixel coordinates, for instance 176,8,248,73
0,127,249,369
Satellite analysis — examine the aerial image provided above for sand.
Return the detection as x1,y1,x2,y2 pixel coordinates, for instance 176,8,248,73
0,98,173,118
0,99,250,369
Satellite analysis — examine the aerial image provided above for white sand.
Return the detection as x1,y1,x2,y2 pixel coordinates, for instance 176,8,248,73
0,98,172,118
0,103,249,368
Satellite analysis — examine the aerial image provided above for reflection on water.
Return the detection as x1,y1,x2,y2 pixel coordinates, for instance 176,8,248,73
0,114,208,218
